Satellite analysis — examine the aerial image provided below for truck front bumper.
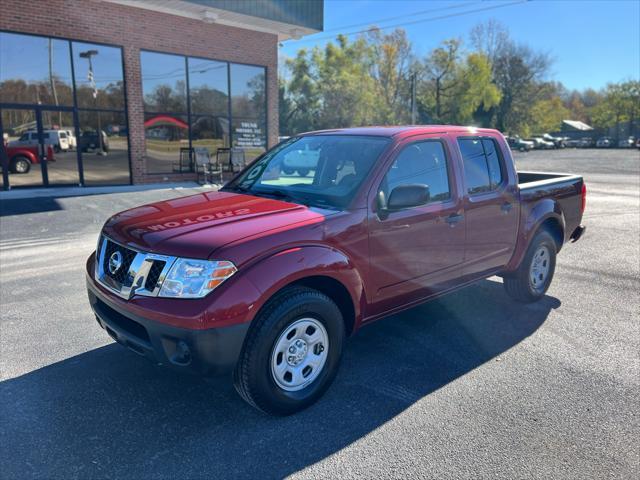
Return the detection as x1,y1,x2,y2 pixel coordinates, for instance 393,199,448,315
87,278,250,376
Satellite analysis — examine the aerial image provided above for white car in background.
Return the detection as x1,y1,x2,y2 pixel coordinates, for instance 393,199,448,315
63,129,77,150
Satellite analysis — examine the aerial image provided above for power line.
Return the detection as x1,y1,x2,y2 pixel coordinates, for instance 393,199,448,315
288,0,531,44
320,1,482,33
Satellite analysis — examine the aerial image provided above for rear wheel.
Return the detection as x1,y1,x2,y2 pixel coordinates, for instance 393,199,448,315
297,168,310,177
504,230,557,303
10,156,31,174
233,286,345,415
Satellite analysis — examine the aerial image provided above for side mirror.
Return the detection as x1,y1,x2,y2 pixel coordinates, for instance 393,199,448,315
387,184,430,210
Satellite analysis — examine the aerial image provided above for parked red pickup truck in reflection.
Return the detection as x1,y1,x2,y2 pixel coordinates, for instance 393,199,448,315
2,141,55,174
86,126,586,415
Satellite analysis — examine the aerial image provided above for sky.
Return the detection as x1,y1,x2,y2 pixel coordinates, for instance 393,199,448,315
279,0,640,91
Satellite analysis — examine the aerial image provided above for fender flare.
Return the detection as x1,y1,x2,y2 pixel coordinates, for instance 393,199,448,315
237,245,366,332
505,198,565,271
10,151,35,164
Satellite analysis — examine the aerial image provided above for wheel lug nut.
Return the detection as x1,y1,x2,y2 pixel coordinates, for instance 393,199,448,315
289,346,295,353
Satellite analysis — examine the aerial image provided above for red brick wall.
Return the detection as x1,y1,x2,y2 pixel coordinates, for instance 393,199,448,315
0,0,278,184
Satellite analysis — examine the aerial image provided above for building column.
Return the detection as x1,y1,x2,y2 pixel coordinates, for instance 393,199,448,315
123,44,146,184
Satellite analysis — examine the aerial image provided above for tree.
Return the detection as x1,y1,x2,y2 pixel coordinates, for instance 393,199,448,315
366,27,414,124
417,39,500,125
492,41,552,133
419,39,462,122
450,53,501,124
311,35,378,128
280,48,320,134
470,19,509,70
530,97,569,134
590,80,640,139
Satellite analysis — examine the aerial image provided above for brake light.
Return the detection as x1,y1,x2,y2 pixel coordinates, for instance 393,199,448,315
581,183,587,214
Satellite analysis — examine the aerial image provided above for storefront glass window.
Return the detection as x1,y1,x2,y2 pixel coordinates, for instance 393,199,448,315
0,32,130,189
141,51,267,173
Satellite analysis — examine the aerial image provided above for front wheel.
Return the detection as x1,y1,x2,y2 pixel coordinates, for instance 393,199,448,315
233,286,345,415
503,230,557,303
10,156,31,174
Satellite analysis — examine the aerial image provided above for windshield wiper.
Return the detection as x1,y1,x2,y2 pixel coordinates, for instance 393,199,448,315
222,184,250,194
259,189,299,203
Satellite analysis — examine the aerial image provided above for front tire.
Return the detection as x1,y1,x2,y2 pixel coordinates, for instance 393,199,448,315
233,286,345,416
10,156,31,174
503,230,557,303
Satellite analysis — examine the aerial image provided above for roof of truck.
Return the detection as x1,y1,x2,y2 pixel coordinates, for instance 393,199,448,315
304,125,501,138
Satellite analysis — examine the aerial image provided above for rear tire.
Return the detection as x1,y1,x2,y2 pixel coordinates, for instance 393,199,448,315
233,286,345,416
504,230,557,303
297,168,310,177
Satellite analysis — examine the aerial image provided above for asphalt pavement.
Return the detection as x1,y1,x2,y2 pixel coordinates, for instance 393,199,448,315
0,148,638,479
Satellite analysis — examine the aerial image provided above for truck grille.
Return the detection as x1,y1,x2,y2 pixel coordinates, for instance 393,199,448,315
145,260,166,291
95,235,175,300
103,240,137,286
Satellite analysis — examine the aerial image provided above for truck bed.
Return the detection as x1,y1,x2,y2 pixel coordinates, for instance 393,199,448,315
517,170,585,245
517,171,583,190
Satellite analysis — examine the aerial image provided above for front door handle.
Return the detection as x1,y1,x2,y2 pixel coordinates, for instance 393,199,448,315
501,202,513,213
445,213,464,225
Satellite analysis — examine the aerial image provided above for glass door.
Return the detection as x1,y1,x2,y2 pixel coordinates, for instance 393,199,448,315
40,109,80,185
0,108,45,188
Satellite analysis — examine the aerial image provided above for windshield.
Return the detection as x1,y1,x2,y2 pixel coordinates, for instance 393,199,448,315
223,135,391,209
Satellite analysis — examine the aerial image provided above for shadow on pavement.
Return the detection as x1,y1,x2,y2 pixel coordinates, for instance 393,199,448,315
0,279,560,479
0,197,64,216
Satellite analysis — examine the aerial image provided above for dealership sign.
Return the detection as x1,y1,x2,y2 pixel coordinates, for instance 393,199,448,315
234,121,263,147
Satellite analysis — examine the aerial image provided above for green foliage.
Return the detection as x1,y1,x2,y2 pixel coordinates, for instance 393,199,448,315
589,80,640,129
530,97,570,134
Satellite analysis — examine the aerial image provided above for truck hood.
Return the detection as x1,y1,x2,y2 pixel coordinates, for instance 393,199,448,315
103,191,332,258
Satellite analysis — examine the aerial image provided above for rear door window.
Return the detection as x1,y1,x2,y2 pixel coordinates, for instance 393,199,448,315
481,139,503,188
458,137,504,194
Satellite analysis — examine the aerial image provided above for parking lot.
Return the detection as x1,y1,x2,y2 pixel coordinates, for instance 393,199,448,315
0,148,638,479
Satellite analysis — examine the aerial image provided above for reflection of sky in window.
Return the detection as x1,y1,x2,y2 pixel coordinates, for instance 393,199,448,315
72,41,124,89
140,51,186,95
230,64,264,99
0,32,72,85
188,58,228,94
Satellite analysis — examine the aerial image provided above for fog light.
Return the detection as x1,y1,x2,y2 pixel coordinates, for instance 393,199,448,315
170,341,192,366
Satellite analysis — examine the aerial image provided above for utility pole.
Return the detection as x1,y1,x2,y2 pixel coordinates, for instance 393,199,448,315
79,49,105,155
410,72,417,124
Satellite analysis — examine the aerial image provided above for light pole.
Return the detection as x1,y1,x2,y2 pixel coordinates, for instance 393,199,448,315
79,49,105,155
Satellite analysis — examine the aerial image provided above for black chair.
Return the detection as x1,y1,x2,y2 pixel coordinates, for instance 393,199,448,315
173,147,194,173
230,148,246,172
216,147,232,172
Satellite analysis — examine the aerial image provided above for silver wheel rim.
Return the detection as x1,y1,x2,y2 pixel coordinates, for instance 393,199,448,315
16,160,28,173
270,318,329,392
530,245,551,291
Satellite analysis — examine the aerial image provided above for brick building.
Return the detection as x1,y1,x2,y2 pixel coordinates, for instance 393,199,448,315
0,0,323,189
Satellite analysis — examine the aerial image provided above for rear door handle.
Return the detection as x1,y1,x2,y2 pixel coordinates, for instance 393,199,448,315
501,202,513,213
446,213,464,225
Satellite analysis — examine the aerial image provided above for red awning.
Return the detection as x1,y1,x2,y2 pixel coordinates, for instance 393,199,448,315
144,115,188,129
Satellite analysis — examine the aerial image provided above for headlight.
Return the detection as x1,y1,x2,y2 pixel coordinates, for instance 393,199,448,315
159,259,237,299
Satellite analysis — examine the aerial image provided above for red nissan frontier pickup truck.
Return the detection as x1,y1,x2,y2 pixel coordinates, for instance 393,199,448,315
86,126,586,415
